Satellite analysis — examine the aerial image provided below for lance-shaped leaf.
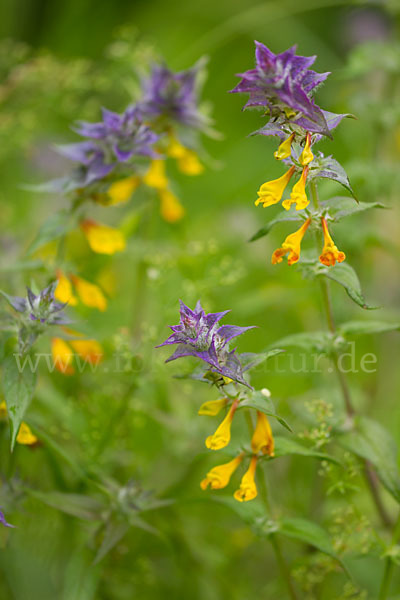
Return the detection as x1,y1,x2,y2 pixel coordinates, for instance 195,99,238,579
27,210,77,256
319,263,379,310
239,349,285,372
268,331,333,354
237,391,292,431
339,320,400,337
321,197,387,222
338,416,400,504
279,517,339,560
309,156,356,199
2,354,37,450
27,490,106,521
273,436,341,465
250,211,303,242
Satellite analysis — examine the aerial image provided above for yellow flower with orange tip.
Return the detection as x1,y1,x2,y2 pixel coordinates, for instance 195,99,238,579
143,159,168,190
234,455,258,502
52,338,75,375
251,411,275,456
205,399,239,450
255,166,295,208
282,166,310,211
274,133,295,161
70,338,103,365
81,219,126,255
55,270,78,306
299,132,314,166
107,176,141,205
198,398,228,416
272,218,311,266
201,454,244,490
16,422,38,446
319,217,346,267
70,275,107,312
159,189,185,223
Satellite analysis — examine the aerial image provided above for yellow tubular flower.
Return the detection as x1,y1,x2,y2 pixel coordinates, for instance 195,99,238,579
52,338,75,375
167,135,187,159
198,398,228,416
81,220,126,255
0,401,7,419
71,275,107,312
299,132,314,166
55,270,78,306
177,150,204,175
251,411,275,456
319,217,346,267
282,166,310,211
234,455,258,502
143,159,168,190
159,189,185,223
107,176,141,205
205,399,239,450
271,218,311,266
274,133,295,160
201,454,244,490
255,166,295,208
16,422,38,446
70,339,103,365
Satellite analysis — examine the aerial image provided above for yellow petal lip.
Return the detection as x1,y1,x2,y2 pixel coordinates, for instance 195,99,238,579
198,398,228,416
107,176,141,205
143,159,169,190
274,133,295,161
71,275,107,312
81,219,126,255
271,218,311,266
251,411,275,456
319,217,346,267
51,337,75,375
299,132,314,166
55,270,78,306
234,455,258,502
159,189,185,223
282,166,310,211
255,166,295,208
16,422,38,446
201,454,243,490
70,338,103,365
205,400,238,451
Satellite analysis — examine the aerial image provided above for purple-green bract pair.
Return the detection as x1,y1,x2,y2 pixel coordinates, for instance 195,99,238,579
157,301,254,386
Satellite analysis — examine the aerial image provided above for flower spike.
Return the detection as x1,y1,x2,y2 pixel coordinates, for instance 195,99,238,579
251,411,275,456
234,455,258,502
205,399,239,450
282,166,310,211
299,132,314,166
200,454,243,490
255,166,295,208
274,133,295,161
319,217,346,267
272,218,311,266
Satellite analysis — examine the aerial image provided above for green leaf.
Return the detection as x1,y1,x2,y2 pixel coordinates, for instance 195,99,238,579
26,210,76,256
310,156,356,199
2,354,37,450
239,349,285,372
249,211,303,242
237,391,292,432
319,263,378,310
269,331,332,353
279,517,338,559
339,320,400,337
339,416,400,503
273,437,341,465
321,197,386,222
94,519,130,564
28,490,106,521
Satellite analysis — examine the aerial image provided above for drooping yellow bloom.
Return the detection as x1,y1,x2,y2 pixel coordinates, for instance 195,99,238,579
177,150,204,175
167,135,187,159
201,454,243,490
107,176,141,205
319,217,346,267
299,132,314,166
52,338,74,375
16,422,38,446
198,398,228,416
70,338,103,365
71,275,107,312
274,133,295,160
255,166,295,208
205,399,239,450
271,218,311,266
55,270,78,306
81,220,126,255
234,455,258,502
0,401,7,419
251,411,275,456
143,159,168,190
282,166,310,211
159,189,185,223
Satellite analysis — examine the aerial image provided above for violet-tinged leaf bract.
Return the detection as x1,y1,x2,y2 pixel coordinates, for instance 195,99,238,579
157,300,254,387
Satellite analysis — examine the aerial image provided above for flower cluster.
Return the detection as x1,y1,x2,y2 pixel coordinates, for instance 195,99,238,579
158,301,276,502
231,42,350,266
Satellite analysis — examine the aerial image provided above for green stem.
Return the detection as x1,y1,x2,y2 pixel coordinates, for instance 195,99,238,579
309,180,391,528
378,511,400,600
245,410,299,600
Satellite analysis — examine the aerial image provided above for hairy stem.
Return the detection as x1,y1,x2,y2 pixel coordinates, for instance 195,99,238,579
309,180,391,528
245,411,299,600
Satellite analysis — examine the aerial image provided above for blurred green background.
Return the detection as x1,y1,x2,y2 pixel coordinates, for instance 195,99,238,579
0,1,400,599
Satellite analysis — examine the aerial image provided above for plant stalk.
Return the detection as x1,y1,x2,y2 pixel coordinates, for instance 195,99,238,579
378,511,400,600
